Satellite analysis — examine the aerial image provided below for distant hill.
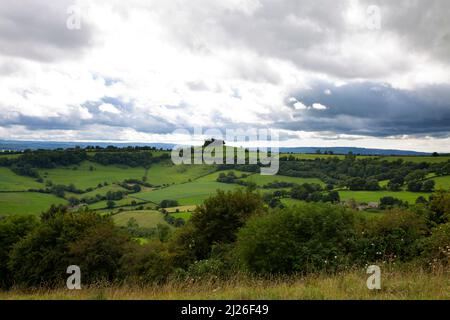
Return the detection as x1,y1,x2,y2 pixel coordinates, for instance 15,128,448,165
279,147,430,156
0,140,435,156
0,140,175,151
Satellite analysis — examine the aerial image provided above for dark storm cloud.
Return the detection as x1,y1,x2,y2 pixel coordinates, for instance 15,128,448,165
155,0,450,80
279,82,450,137
0,0,94,62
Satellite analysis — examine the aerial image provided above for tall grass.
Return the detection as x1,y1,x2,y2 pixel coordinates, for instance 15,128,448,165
1,267,448,300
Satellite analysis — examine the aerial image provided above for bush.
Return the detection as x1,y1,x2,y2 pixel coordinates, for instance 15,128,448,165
420,222,450,267
160,199,179,208
119,241,173,284
0,215,37,288
236,203,357,275
355,210,427,263
169,189,265,266
7,208,130,287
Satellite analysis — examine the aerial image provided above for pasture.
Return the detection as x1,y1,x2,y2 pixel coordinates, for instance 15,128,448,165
133,181,239,205
112,210,169,228
145,163,216,186
39,161,146,189
242,174,325,187
69,183,128,199
0,167,43,191
0,192,67,216
429,175,450,190
170,211,192,221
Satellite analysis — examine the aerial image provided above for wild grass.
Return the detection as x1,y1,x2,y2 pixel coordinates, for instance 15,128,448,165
1,268,448,300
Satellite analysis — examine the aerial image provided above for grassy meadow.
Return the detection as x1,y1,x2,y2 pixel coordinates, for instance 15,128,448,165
112,210,170,228
0,167,43,191
39,161,147,189
1,268,448,300
0,192,67,216
133,181,239,205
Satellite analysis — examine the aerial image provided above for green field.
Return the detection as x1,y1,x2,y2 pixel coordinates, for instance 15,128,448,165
145,163,216,186
196,169,250,182
164,205,197,213
281,153,346,160
429,175,450,190
87,197,143,210
133,181,239,205
242,174,325,187
0,192,67,216
112,210,169,228
379,156,450,163
39,161,147,189
170,211,192,221
0,153,21,159
0,167,43,191
339,190,430,203
69,184,128,199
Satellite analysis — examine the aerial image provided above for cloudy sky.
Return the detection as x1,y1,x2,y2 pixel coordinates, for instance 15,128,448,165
1,0,450,152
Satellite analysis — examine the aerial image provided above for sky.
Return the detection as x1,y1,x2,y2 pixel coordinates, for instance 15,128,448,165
0,0,450,152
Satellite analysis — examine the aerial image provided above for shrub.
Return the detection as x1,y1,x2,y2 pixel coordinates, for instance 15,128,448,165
160,199,179,208
420,222,450,267
236,203,357,275
0,215,37,288
120,241,172,284
355,210,427,263
8,208,130,287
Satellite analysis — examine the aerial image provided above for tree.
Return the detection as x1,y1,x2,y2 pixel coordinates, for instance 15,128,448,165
387,180,402,191
157,223,171,242
69,222,129,282
365,179,381,191
428,190,450,225
160,199,179,208
405,170,426,183
421,180,435,192
106,200,116,209
346,177,366,191
0,215,37,288
170,189,265,262
407,180,423,192
379,196,407,210
8,208,129,287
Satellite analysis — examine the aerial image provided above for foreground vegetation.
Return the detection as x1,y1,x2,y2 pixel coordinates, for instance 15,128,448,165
1,268,449,300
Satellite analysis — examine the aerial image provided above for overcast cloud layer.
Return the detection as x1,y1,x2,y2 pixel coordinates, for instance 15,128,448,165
1,0,450,152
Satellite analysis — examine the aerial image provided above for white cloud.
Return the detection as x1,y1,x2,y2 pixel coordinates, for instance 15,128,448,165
312,103,328,110
98,103,121,114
